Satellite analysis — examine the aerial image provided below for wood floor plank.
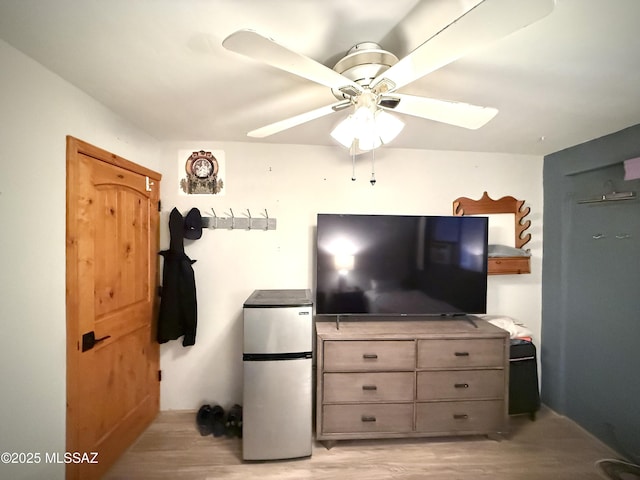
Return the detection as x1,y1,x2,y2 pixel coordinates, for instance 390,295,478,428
105,406,618,479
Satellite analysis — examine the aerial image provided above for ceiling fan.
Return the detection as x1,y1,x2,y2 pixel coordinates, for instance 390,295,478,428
222,0,555,150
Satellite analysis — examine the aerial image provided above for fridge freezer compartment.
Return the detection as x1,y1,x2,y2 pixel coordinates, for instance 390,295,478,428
243,306,312,354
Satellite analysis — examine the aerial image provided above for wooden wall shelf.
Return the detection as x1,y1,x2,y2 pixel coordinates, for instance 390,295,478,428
453,192,531,275
488,257,530,275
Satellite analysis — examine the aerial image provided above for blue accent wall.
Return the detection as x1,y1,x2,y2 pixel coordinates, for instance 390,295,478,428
543,124,640,461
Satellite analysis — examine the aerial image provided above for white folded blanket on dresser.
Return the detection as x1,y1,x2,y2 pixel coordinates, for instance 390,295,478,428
480,315,533,339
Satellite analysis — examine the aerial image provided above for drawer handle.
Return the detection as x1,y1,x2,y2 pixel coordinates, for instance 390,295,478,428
453,414,469,420
362,385,378,391
454,352,470,357
361,415,377,422
362,354,378,359
454,383,469,389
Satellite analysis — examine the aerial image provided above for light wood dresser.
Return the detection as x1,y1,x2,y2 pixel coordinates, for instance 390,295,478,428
315,318,509,447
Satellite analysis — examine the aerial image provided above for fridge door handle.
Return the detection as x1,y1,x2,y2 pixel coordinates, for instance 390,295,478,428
243,352,312,361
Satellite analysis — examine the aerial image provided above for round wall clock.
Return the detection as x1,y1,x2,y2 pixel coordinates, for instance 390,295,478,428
181,150,224,195
186,151,219,179
192,157,214,178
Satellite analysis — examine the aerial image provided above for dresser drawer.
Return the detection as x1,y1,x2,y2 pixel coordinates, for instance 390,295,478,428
416,400,504,433
417,370,504,400
417,339,504,368
324,372,415,403
322,404,413,434
323,340,415,371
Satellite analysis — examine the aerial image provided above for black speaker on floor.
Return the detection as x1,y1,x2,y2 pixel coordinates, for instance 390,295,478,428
509,339,540,420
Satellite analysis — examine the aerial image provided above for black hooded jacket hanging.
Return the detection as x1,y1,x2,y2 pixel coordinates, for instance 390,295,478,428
157,208,197,346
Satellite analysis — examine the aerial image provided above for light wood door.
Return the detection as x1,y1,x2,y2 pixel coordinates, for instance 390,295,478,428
66,136,162,480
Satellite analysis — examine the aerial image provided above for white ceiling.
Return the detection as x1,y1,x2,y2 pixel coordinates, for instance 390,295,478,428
1,0,639,156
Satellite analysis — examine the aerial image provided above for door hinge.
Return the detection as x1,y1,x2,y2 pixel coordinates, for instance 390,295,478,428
158,370,162,382
157,200,161,212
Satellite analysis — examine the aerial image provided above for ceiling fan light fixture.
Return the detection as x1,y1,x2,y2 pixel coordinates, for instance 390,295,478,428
331,106,404,150
352,104,376,137
375,110,404,145
330,115,356,148
357,130,382,151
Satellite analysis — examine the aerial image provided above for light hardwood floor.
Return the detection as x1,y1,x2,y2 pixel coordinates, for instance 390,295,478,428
105,406,618,480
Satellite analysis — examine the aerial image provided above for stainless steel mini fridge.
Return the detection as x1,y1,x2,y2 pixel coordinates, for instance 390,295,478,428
242,289,313,460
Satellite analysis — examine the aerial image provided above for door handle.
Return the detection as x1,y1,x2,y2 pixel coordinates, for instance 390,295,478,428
82,331,111,352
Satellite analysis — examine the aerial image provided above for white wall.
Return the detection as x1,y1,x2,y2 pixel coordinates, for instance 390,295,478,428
159,141,543,410
0,39,161,480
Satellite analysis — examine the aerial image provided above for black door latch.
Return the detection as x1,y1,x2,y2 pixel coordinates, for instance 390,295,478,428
81,331,112,352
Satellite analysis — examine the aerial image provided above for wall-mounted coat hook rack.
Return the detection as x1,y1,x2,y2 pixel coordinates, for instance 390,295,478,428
592,232,632,240
201,208,276,231
578,190,636,204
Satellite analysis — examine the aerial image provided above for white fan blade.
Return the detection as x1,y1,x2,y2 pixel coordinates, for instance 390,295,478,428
247,100,350,138
223,30,363,96
382,94,498,129
372,0,555,93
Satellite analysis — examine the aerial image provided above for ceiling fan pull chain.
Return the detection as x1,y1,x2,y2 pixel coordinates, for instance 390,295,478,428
351,141,357,181
370,147,376,186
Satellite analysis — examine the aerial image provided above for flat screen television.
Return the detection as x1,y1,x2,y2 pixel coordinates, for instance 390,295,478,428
315,213,488,316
